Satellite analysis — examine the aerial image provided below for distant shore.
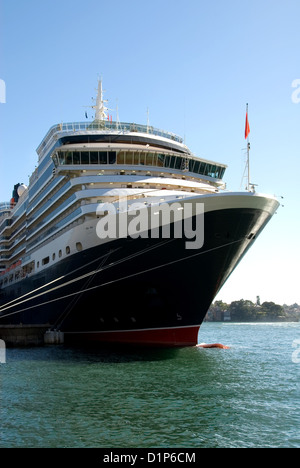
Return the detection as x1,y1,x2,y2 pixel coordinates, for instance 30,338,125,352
205,299,300,322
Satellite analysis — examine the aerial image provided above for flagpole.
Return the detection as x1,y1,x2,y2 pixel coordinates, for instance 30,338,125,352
246,103,250,191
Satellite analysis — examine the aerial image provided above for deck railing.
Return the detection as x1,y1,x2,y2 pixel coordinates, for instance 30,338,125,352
36,120,184,160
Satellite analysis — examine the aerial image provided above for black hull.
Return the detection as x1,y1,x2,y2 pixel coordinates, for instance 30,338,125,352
0,207,271,346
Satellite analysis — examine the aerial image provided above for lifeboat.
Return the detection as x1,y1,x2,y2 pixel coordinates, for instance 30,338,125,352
197,343,230,349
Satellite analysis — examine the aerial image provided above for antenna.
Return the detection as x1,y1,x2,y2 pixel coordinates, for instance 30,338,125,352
84,78,113,122
146,107,150,133
240,104,252,191
240,148,248,190
116,98,120,130
245,103,251,191
94,78,108,121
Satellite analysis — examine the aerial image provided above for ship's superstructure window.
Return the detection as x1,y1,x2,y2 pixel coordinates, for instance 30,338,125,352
109,152,116,164
55,150,225,179
76,242,83,252
42,256,50,265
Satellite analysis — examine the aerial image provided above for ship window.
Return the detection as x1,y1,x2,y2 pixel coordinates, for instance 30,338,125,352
175,157,182,170
59,153,65,164
90,152,98,164
157,154,165,167
65,152,73,164
42,256,50,265
170,156,176,168
210,165,217,178
193,161,200,173
52,253,56,261
76,242,83,252
206,164,212,176
133,153,139,165
146,153,153,166
125,152,134,164
73,152,80,164
59,250,62,258
99,151,108,164
66,246,70,255
117,152,124,164
139,153,146,165
81,152,89,164
109,151,116,164
199,162,207,174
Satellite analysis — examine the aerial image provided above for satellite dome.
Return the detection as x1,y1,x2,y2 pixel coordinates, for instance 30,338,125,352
17,184,28,197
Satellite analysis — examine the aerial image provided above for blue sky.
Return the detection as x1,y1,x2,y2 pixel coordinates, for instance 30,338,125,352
0,0,299,305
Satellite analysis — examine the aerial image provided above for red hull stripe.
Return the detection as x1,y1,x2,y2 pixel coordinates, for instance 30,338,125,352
65,326,200,347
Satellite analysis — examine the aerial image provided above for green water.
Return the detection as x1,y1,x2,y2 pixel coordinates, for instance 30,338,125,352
0,322,299,448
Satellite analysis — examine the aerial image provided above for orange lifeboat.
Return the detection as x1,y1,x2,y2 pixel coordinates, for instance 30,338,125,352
196,343,230,349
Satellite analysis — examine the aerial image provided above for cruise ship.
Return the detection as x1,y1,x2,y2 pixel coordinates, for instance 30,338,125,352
0,81,279,346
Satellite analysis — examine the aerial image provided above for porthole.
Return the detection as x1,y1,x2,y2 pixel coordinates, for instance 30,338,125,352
76,242,83,252
66,246,70,255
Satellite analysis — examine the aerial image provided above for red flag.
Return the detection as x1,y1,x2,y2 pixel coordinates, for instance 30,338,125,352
245,111,250,139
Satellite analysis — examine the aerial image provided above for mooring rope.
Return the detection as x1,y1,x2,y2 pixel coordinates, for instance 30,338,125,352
0,237,245,320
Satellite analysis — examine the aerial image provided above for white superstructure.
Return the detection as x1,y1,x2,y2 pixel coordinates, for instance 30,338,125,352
0,79,233,286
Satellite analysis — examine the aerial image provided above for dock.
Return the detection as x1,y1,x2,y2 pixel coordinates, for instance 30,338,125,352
0,325,63,346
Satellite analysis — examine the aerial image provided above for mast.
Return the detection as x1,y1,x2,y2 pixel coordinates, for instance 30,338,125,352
116,99,120,130
245,103,251,191
93,78,108,121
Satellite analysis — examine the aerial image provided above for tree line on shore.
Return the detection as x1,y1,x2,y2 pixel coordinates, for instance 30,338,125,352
206,298,300,322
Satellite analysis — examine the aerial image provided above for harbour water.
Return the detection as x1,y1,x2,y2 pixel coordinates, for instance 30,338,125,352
0,322,299,448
